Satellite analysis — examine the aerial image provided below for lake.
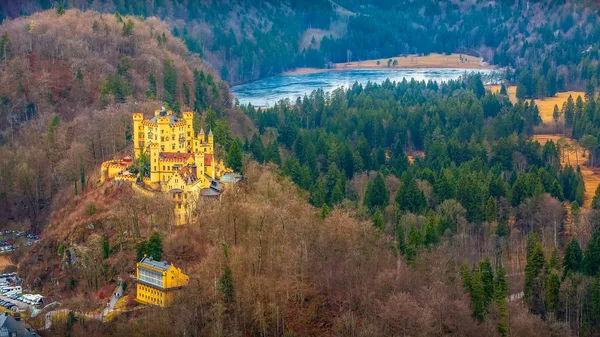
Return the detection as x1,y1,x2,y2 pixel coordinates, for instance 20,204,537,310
231,68,498,107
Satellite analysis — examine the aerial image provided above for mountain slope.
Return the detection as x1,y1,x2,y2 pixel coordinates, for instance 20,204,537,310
0,9,249,231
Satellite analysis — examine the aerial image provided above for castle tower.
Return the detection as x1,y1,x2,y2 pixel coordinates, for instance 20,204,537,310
183,112,194,136
149,142,160,183
194,152,205,180
199,127,205,144
133,113,144,159
208,129,214,153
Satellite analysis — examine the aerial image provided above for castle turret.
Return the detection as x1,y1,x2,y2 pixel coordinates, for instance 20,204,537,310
149,142,160,183
183,112,194,134
199,128,205,144
133,113,144,159
208,129,214,152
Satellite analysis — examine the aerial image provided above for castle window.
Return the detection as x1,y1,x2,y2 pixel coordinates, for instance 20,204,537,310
188,132,190,136
161,137,164,142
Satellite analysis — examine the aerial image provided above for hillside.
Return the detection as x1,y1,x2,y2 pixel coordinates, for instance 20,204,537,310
0,9,252,232
3,0,600,91
34,163,557,336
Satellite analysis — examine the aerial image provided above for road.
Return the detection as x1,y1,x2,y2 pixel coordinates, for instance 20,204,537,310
102,281,123,316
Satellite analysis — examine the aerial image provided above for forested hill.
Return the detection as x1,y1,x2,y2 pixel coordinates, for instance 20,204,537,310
0,9,249,230
3,0,600,90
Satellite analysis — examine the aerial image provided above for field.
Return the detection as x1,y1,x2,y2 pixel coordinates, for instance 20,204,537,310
486,85,518,103
285,53,494,75
535,91,585,124
532,134,600,207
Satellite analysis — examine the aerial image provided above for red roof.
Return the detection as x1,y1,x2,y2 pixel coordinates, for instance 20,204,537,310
159,152,193,162
204,154,213,166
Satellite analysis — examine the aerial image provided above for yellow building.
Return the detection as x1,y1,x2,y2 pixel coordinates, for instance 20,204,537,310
101,106,232,225
135,256,189,307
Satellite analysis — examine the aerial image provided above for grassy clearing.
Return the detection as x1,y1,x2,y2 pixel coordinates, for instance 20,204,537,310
286,53,493,75
534,91,585,124
486,85,518,104
532,134,600,207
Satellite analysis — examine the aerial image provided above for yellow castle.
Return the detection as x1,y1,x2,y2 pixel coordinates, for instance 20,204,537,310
101,107,233,225
135,256,189,307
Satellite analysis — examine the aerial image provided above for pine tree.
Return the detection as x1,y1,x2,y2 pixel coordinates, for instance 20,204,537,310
561,252,582,287
494,264,509,337
147,232,163,261
320,204,330,219
163,59,178,105
364,172,389,211
395,172,427,214
485,196,497,222
524,237,546,315
122,18,135,36
423,213,440,247
265,140,281,165
592,184,600,209
227,141,244,174
552,104,560,124
470,269,486,323
584,228,600,276
546,273,560,316
372,209,384,229
56,3,65,16
479,258,495,306
146,72,157,98
250,134,265,163
460,263,473,291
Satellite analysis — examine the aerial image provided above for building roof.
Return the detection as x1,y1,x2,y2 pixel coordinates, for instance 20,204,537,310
204,154,213,166
0,312,38,337
139,257,170,271
200,188,221,197
149,114,179,123
159,152,194,162
221,173,244,184
177,166,198,185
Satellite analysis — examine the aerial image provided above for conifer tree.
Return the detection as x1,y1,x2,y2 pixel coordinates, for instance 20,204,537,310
470,269,486,323
363,172,389,211
592,184,600,209
56,3,65,16
423,213,440,248
372,209,384,229
395,172,427,214
163,59,178,105
546,272,560,317
250,134,265,163
320,204,329,219
227,140,243,174
563,238,583,279
479,258,495,306
584,228,600,276
494,264,509,337
524,237,546,315
265,140,281,165
485,196,497,222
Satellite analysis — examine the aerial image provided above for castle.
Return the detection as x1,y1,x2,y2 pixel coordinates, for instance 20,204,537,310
101,107,237,225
